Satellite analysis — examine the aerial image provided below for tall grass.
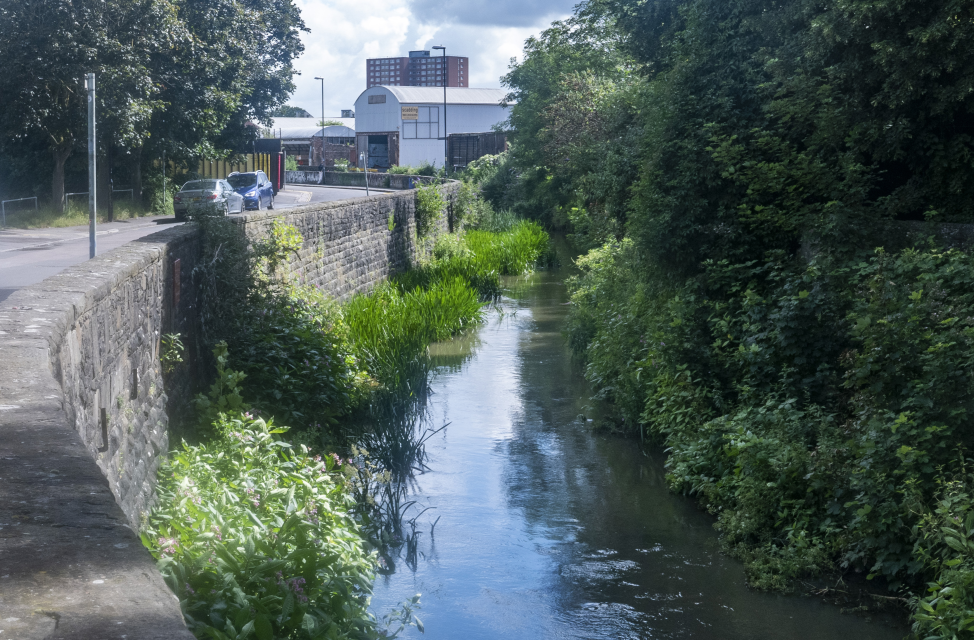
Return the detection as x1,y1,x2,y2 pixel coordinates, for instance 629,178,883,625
341,221,550,388
343,277,484,389
465,223,552,275
396,220,552,298
470,206,519,233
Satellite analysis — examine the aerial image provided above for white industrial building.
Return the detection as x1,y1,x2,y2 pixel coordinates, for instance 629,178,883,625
353,87,511,170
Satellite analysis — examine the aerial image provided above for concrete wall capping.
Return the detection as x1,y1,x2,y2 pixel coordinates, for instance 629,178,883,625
0,186,456,637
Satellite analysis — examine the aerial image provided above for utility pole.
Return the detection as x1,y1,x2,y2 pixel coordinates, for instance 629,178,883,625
87,73,96,259
432,46,447,173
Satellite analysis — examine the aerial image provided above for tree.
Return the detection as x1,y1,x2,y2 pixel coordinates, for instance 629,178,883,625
271,105,313,118
148,0,307,159
0,0,89,210
0,0,308,209
498,12,632,222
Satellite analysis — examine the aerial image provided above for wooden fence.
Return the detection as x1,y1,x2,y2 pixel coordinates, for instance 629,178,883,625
197,154,273,179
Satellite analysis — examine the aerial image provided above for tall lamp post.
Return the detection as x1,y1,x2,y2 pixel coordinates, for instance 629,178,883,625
86,73,97,258
314,76,325,169
432,45,447,173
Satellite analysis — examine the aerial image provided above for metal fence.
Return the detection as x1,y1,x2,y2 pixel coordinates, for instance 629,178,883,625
1,197,37,227
64,192,89,206
65,189,134,207
0,189,138,227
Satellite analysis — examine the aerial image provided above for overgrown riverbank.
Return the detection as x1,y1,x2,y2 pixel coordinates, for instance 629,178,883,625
141,191,550,638
472,0,974,636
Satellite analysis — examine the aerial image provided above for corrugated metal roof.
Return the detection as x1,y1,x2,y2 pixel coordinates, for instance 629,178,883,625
268,116,355,129
265,125,356,141
276,127,325,139
361,87,512,106
311,125,356,138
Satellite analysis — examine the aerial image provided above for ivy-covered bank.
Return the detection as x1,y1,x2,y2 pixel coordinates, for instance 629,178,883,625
469,0,974,636
141,189,550,639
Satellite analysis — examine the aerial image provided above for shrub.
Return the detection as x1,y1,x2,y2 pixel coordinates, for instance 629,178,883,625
460,153,501,186
228,287,369,438
451,182,518,232
387,162,439,176
191,218,367,439
414,183,444,237
144,352,423,639
912,476,974,640
567,240,974,614
143,412,386,639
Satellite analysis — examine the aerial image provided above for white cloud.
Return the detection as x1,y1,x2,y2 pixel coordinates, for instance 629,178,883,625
288,0,569,118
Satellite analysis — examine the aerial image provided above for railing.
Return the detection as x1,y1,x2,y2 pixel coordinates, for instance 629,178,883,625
1,197,38,227
64,192,89,206
65,190,134,207
1,190,139,227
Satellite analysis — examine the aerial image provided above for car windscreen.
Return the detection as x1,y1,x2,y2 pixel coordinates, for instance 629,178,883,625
227,174,258,189
181,180,217,191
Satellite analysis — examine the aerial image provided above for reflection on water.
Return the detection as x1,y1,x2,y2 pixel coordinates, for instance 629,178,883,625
369,266,906,639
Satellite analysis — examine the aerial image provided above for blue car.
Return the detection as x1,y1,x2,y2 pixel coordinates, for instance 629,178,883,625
227,171,275,210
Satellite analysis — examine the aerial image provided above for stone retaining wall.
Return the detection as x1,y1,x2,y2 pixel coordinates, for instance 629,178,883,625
236,183,457,300
0,224,198,639
0,186,455,637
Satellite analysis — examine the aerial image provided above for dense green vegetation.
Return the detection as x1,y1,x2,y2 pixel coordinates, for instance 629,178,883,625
387,162,441,177
145,189,551,637
142,348,415,640
188,194,551,438
0,0,306,213
489,0,974,634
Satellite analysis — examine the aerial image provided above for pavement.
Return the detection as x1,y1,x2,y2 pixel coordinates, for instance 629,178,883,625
0,185,377,303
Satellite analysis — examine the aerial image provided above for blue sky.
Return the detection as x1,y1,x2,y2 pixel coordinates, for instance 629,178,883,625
288,0,578,118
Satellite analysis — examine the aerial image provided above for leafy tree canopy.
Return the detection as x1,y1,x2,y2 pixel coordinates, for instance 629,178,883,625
0,0,307,205
270,105,314,118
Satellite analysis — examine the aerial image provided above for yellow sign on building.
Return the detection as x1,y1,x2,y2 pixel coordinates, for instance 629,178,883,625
401,106,419,120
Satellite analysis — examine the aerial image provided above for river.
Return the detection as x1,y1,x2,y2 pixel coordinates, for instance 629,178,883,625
369,259,906,639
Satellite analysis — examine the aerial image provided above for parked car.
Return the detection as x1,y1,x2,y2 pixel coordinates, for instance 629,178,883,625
173,179,244,220
227,171,275,210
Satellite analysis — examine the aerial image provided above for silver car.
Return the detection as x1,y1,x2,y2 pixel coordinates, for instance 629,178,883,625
173,179,244,221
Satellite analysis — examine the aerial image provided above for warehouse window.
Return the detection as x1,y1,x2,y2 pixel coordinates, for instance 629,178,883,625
368,94,386,104
402,106,439,139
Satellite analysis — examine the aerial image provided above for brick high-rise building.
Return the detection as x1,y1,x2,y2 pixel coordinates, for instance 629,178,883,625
366,50,469,89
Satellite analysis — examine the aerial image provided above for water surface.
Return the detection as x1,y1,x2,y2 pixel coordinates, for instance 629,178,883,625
371,266,905,639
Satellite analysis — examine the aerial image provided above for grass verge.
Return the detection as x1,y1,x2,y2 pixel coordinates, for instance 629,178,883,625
1,201,168,229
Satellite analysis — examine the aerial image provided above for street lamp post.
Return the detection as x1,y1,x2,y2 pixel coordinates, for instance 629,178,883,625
86,73,96,258
432,46,447,173
314,76,325,169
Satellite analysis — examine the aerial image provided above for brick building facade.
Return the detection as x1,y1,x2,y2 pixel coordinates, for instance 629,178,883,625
366,50,469,89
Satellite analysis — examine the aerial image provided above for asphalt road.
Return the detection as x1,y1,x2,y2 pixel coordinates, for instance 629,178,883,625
0,185,377,303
